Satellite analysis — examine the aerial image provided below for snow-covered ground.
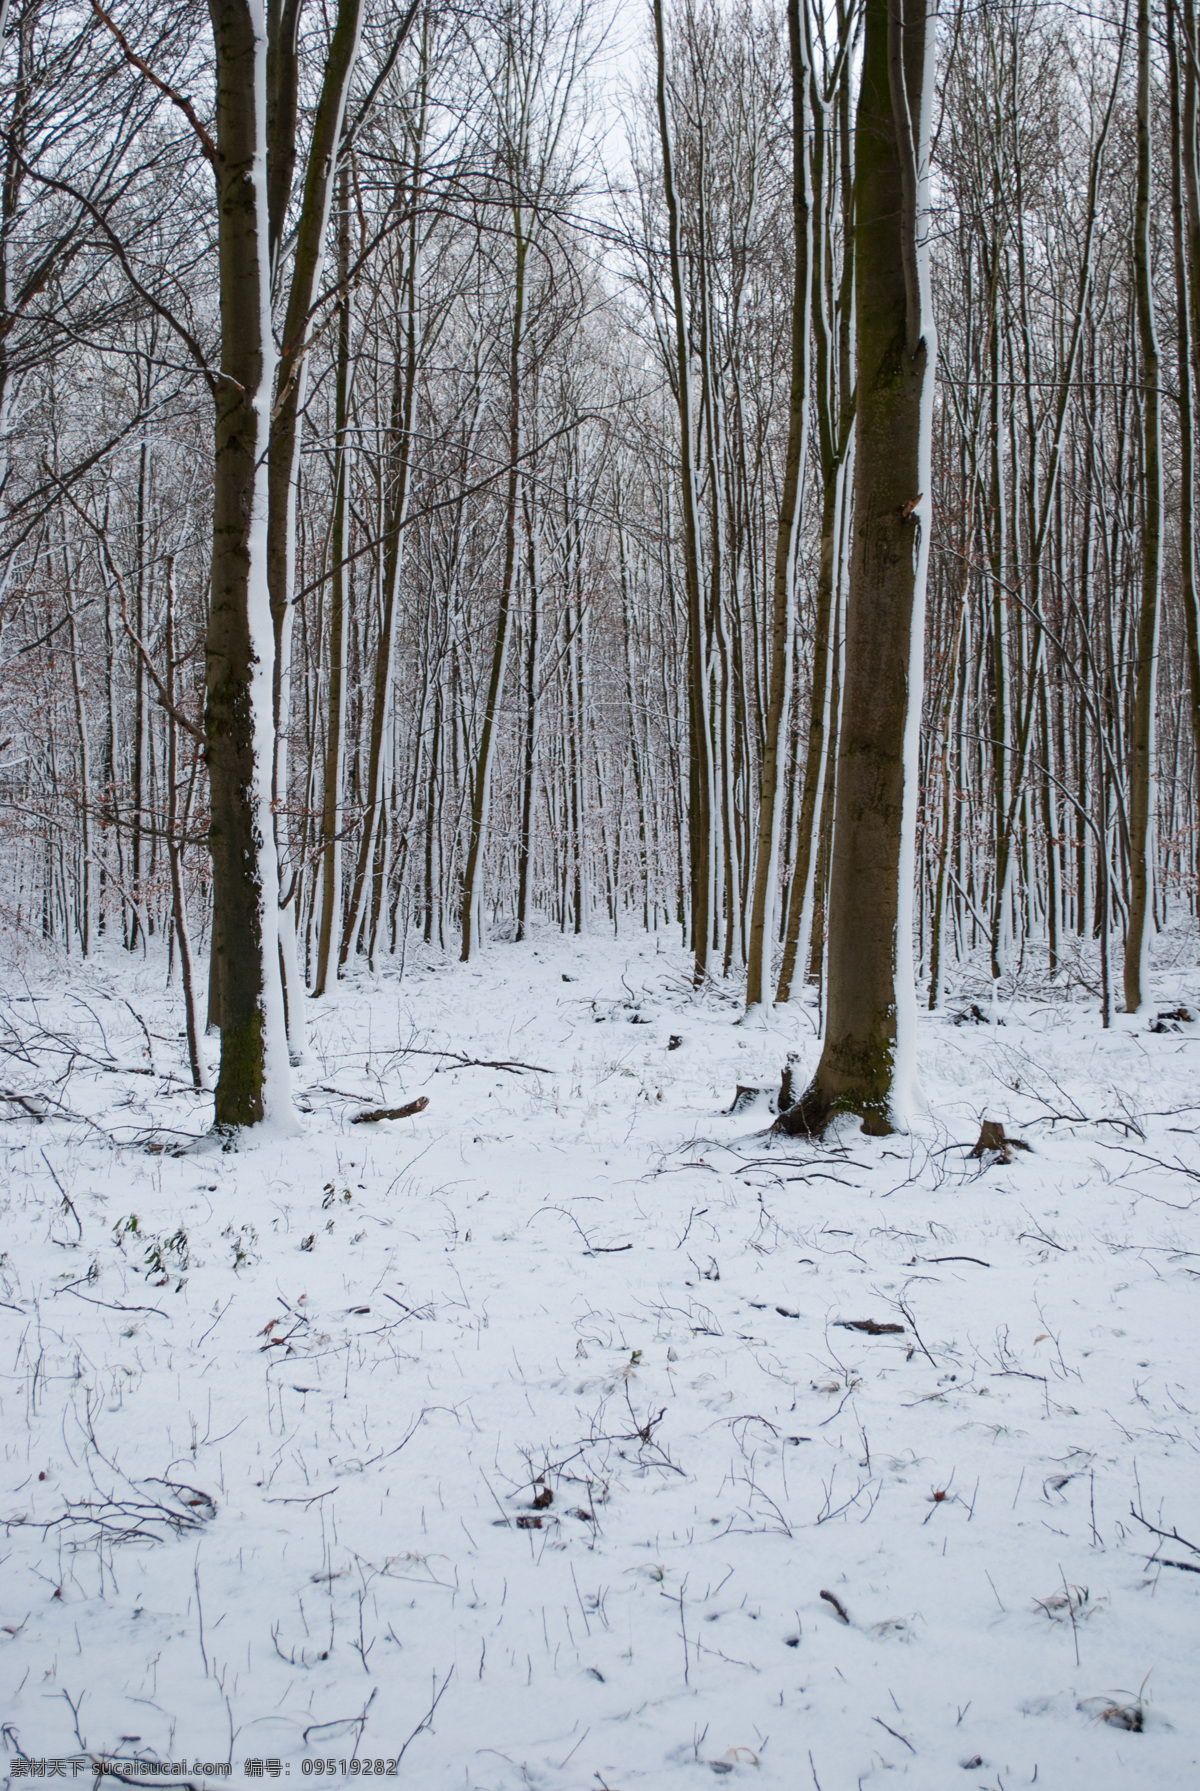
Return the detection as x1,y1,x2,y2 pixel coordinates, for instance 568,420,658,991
3,927,1200,1789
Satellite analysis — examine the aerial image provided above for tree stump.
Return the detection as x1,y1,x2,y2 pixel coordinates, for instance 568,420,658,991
778,1052,802,1113
969,1119,1031,1164
728,1086,773,1115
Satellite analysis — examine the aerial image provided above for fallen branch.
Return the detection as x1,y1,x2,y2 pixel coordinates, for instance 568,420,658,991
405,1047,551,1075
1,1088,45,1120
1110,1144,1200,1185
351,1097,428,1124
52,1287,170,1317
1130,1503,1200,1558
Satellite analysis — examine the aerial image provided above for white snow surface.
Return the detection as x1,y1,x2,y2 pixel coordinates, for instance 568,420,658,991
3,929,1200,1788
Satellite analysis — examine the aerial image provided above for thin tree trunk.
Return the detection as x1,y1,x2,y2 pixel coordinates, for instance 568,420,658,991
313,167,353,997
343,208,421,965
653,0,713,984
516,475,542,939
460,204,525,961
165,557,208,1089
745,0,810,1013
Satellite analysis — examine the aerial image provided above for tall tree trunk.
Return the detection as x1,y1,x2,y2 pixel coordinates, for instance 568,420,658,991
515,475,542,940
1124,0,1161,1012
1172,0,1200,883
784,0,935,1137
63,539,92,956
653,0,714,984
342,206,421,965
205,0,291,1129
745,0,810,1013
313,168,353,998
265,0,365,1046
775,26,856,1005
460,206,525,960
165,557,209,1089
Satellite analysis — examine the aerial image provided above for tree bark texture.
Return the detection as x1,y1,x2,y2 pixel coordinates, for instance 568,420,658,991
654,0,714,985
205,0,290,1128
784,0,934,1136
1124,0,1161,1012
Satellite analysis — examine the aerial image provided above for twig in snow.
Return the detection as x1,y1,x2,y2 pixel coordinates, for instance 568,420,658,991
121,998,156,1072
531,1203,631,1256
1059,1563,1081,1666
52,1288,169,1317
819,1589,849,1623
303,1688,377,1753
676,1581,690,1685
872,1717,916,1754
41,1149,81,1238
1018,1222,1066,1250
194,1554,209,1676
896,1297,937,1365
265,1488,339,1507
1129,1503,1200,1558
394,1670,452,1763
556,1729,590,1771
409,1046,551,1074
675,1206,709,1248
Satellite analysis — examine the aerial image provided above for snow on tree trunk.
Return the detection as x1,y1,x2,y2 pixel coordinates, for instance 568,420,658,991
782,0,936,1137
205,0,293,1131
1124,0,1161,1015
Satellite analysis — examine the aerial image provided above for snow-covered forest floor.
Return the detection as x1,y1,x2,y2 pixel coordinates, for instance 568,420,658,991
3,929,1200,1789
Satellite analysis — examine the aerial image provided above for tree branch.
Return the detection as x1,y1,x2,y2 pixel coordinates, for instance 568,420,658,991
89,0,217,166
